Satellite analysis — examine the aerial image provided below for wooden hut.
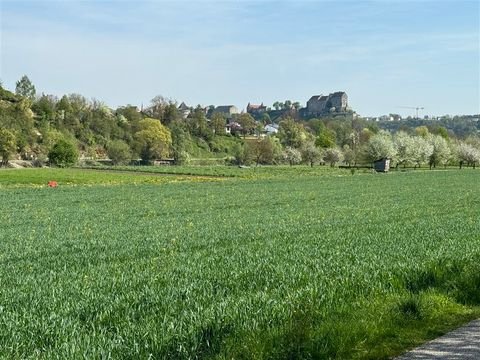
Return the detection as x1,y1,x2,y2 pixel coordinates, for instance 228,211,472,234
374,158,391,172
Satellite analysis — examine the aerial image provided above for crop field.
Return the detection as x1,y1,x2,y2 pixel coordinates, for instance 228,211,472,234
0,168,219,188
80,164,354,179
0,168,479,359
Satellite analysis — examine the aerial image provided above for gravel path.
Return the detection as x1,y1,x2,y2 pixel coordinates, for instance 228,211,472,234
395,319,480,359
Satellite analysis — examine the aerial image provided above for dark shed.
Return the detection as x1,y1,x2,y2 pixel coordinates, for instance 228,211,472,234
374,158,391,172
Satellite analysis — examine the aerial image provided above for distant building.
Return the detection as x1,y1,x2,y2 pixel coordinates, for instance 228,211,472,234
213,105,239,119
307,95,329,114
178,102,191,118
264,123,279,135
226,121,242,135
247,102,267,116
378,115,394,122
307,92,348,116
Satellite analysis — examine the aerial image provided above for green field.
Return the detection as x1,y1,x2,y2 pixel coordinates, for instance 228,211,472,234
0,168,220,188
79,164,352,179
0,168,479,359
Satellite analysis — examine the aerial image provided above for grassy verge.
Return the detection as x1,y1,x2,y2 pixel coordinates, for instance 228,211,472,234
219,258,480,359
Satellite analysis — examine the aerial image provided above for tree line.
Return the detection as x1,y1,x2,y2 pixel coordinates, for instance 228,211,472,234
0,75,479,169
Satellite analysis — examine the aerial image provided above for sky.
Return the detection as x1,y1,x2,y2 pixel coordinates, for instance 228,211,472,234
0,0,479,117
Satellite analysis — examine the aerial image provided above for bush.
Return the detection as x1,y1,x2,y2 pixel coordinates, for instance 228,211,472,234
174,150,190,165
107,140,132,165
48,140,79,167
0,128,17,167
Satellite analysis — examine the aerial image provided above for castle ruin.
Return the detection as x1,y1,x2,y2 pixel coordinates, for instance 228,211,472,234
306,92,348,116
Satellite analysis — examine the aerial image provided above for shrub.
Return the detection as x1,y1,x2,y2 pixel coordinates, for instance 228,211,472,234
107,140,132,165
48,139,79,167
0,128,17,166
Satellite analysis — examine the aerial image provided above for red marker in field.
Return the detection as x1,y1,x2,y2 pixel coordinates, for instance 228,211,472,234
48,181,58,188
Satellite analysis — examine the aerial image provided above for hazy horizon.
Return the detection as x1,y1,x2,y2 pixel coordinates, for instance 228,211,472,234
1,0,479,118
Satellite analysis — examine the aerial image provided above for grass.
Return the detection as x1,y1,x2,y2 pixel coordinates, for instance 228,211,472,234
78,163,466,180
0,168,218,188
78,164,363,179
0,168,479,359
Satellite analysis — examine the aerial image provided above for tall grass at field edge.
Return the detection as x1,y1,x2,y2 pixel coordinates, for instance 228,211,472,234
211,257,480,360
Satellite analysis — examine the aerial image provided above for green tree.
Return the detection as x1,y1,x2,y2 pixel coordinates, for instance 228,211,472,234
15,75,36,101
48,139,79,167
231,143,252,166
188,106,212,140
248,137,279,165
323,147,344,167
55,95,72,128
171,121,190,165
32,94,57,124
134,118,172,163
163,103,179,125
107,139,132,165
148,95,169,120
316,123,336,148
0,128,17,166
342,144,356,167
89,100,117,143
210,112,226,135
301,141,321,167
62,94,88,134
0,98,35,143
237,113,255,138
278,117,306,148
415,126,429,138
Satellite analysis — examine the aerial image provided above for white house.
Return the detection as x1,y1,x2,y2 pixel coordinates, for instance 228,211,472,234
264,124,279,135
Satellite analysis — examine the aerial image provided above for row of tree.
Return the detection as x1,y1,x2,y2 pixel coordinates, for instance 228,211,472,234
232,124,480,169
0,75,479,168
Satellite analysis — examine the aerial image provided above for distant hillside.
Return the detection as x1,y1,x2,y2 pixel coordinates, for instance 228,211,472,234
377,117,480,138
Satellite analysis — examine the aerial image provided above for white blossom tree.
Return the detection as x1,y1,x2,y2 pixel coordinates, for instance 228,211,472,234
394,131,414,168
428,134,451,169
323,147,344,167
456,142,480,169
410,136,433,169
301,141,322,167
283,147,302,166
365,130,397,164
342,144,356,167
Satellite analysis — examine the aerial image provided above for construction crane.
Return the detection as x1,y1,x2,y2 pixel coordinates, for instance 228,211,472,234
399,106,424,119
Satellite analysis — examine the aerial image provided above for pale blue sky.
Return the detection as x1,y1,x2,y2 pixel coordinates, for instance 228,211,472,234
1,0,479,117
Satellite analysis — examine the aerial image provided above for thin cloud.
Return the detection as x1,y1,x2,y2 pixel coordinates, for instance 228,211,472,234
1,0,478,116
